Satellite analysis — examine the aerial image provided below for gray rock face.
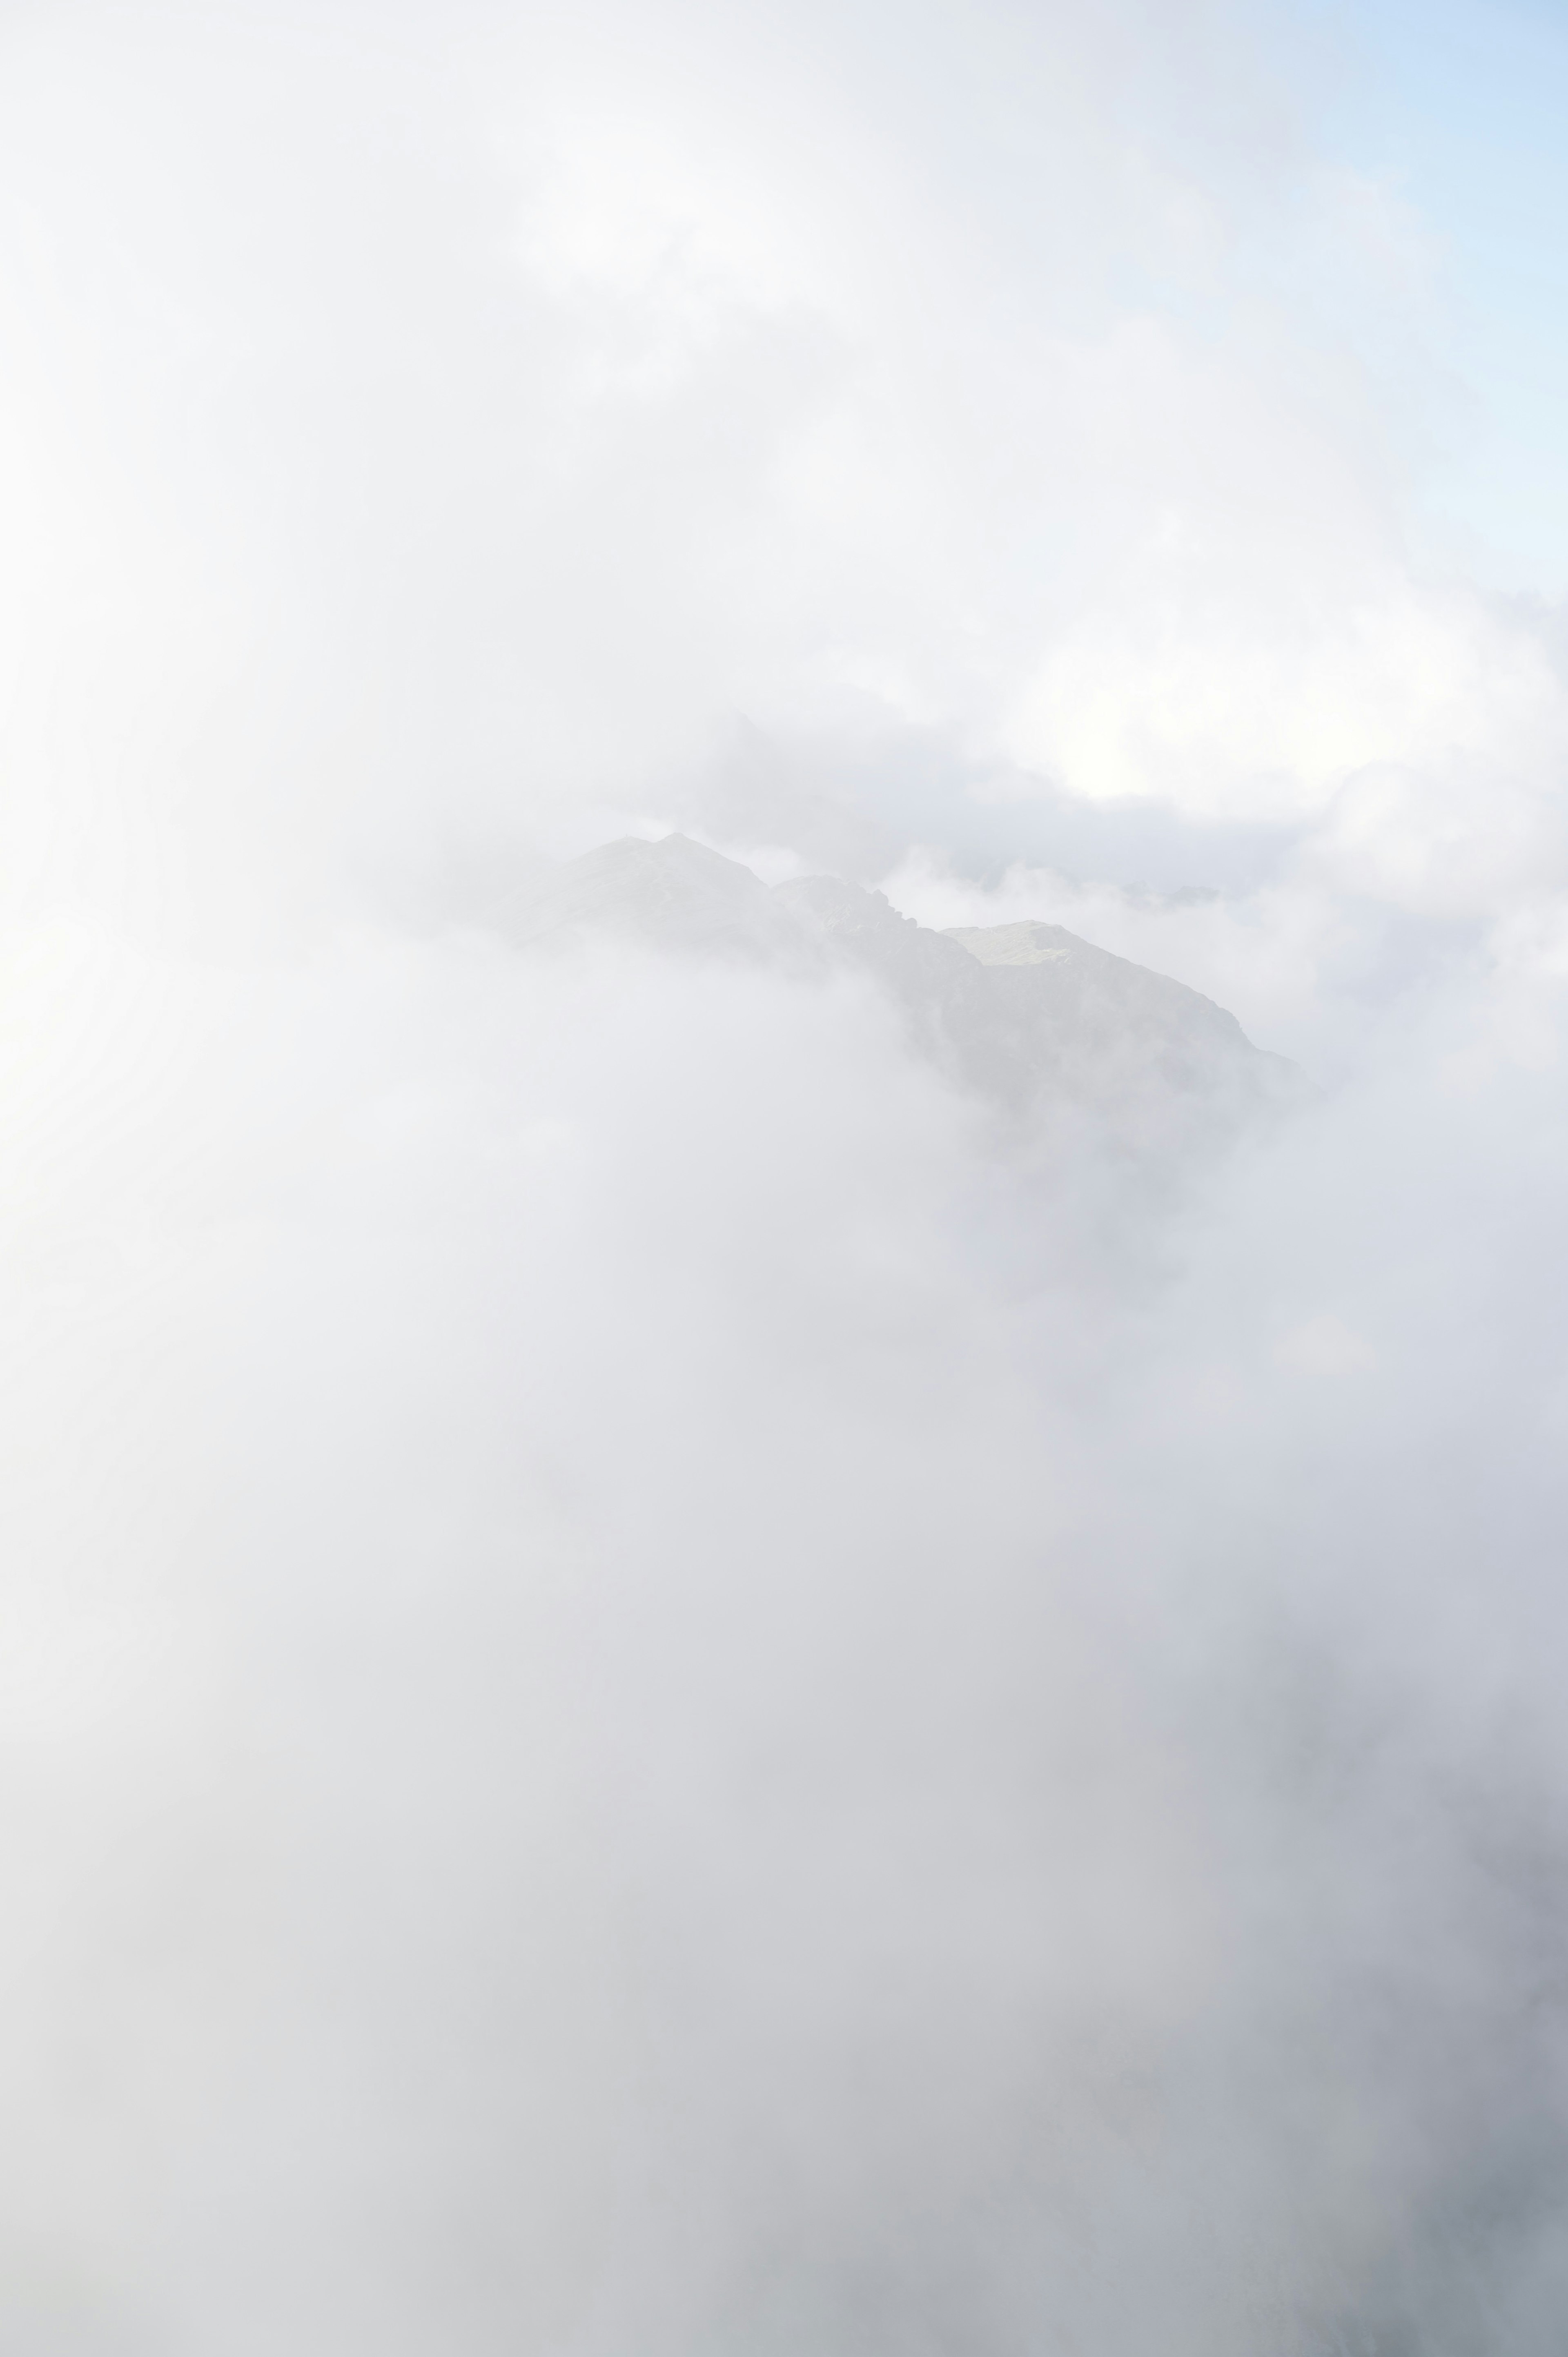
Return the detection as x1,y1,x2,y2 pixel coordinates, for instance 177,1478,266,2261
944,918,1293,1105
508,833,1305,1150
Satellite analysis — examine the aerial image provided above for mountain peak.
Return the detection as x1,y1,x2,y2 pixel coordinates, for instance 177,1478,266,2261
506,834,1301,1148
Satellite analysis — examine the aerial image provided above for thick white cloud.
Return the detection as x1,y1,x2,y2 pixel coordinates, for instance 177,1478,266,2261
4,0,1562,922
4,2,1568,2350
5,902,1568,2349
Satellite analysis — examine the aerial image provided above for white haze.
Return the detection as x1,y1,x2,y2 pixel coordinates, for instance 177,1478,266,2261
3,2,1568,2351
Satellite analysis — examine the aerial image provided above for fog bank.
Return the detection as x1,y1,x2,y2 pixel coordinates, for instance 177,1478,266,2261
3,2,1568,2351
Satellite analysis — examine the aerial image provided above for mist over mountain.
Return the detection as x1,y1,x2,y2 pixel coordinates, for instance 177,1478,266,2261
5,0,1568,2353
507,832,1306,1160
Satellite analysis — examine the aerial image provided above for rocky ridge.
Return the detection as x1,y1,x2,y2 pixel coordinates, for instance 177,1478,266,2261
505,833,1304,1151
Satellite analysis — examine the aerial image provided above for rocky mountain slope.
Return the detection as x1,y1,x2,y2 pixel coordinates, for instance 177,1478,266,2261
506,833,1303,1150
